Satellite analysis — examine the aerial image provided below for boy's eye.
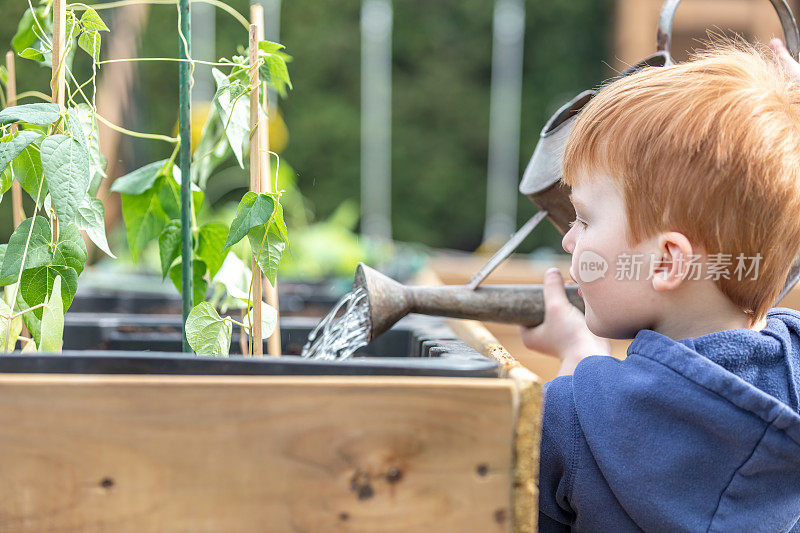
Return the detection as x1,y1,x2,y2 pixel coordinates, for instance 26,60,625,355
569,217,587,229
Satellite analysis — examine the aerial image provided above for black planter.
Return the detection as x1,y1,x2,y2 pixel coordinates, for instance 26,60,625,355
69,281,345,317
2,314,497,378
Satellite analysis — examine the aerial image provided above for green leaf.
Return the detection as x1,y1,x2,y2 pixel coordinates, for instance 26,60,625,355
52,225,87,276
259,53,292,95
224,192,275,249
80,7,110,32
185,301,232,357
170,164,205,214
20,264,77,320
3,140,47,206
272,200,289,244
67,107,87,148
20,47,45,62
78,30,101,61
110,159,166,195
155,171,203,221
154,175,180,219
258,40,285,54
0,216,52,286
12,7,51,55
212,253,251,303
76,196,115,258
0,130,41,174
168,259,209,307
212,67,250,168
248,222,286,285
158,220,181,280
17,290,41,346
0,298,22,352
74,104,107,189
0,103,61,127
196,222,229,280
40,134,90,225
246,300,278,339
65,11,78,42
120,188,170,263
192,104,231,189
38,275,64,352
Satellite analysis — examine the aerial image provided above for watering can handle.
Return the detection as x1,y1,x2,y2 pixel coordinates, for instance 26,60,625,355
657,0,800,60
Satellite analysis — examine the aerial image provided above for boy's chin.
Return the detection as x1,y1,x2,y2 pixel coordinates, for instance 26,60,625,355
585,308,640,340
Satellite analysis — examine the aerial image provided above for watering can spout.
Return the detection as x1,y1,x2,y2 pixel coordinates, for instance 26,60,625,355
354,263,414,340
354,263,585,341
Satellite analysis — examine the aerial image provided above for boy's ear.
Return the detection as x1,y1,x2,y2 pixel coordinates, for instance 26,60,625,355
652,232,694,292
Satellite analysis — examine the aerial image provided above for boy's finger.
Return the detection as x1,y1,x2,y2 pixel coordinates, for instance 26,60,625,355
543,267,570,310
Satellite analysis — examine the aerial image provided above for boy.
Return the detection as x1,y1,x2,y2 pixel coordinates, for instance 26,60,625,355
520,39,800,531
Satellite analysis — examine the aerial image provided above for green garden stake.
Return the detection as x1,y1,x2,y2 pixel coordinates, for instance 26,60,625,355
178,0,193,352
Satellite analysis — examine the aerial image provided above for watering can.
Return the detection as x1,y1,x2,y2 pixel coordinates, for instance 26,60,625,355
354,263,584,340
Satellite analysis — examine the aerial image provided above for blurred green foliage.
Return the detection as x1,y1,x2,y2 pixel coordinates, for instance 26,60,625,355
0,0,614,252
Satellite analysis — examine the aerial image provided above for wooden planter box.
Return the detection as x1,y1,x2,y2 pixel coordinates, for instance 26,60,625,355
0,307,542,532
0,372,540,532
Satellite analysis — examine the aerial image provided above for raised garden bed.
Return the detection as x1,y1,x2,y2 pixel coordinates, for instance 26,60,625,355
0,315,499,378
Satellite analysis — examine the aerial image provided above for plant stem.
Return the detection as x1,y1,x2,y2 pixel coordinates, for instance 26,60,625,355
67,0,249,30
98,57,234,67
95,113,179,143
5,175,46,348
11,302,47,319
15,91,53,102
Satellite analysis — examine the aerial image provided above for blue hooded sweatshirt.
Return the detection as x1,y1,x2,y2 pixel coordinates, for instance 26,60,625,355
539,307,800,532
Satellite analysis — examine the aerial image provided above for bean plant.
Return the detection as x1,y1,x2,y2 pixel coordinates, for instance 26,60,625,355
0,1,292,356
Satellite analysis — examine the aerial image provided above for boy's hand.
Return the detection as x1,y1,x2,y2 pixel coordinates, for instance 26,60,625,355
519,267,611,375
770,38,800,83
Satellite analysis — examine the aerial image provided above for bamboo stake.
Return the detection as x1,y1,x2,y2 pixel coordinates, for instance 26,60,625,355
49,0,67,242
248,23,263,356
51,0,67,109
5,51,29,341
250,3,281,357
5,52,24,229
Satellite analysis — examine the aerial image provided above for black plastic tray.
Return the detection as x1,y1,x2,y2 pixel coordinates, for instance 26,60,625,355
69,283,344,316
0,315,498,378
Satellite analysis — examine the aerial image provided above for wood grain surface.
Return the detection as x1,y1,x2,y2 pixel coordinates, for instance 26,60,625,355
0,375,517,533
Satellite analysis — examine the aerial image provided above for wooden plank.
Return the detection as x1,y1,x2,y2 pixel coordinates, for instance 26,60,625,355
0,375,516,532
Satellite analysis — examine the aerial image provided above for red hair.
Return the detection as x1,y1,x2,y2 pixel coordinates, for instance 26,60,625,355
563,39,800,325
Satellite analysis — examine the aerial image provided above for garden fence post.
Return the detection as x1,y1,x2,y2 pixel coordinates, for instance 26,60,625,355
178,0,194,352
360,0,393,242
483,0,526,249
251,3,281,356
248,23,264,355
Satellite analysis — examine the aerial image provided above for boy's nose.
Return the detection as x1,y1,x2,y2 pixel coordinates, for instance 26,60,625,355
562,228,575,254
